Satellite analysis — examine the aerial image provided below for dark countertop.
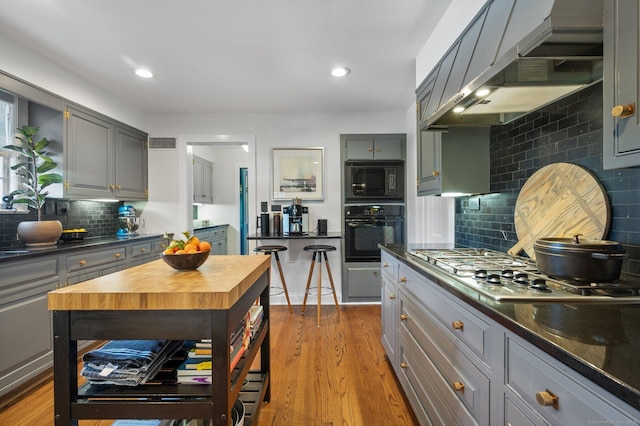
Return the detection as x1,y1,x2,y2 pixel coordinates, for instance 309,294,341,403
247,231,342,240
193,224,228,231
380,243,640,412
0,233,164,263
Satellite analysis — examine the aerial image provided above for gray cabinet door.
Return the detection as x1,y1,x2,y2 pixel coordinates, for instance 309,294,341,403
603,0,640,169
345,138,404,160
381,275,398,370
65,106,115,198
115,126,148,200
345,139,375,159
417,130,442,196
193,155,213,203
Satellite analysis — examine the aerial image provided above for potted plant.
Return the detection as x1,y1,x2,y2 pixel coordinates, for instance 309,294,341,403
3,125,64,246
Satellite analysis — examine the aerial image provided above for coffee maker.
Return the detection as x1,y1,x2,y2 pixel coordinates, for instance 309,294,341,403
283,198,309,235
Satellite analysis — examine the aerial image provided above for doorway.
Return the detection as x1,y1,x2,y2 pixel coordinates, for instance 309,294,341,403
240,167,249,254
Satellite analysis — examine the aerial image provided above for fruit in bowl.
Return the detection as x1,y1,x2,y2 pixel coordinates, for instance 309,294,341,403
160,231,212,270
60,228,88,242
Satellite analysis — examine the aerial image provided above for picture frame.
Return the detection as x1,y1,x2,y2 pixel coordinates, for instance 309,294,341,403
272,148,324,200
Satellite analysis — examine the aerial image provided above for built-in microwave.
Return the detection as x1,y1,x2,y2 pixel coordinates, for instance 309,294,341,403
344,161,404,202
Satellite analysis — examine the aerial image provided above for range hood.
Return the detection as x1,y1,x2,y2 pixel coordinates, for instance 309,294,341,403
421,0,604,129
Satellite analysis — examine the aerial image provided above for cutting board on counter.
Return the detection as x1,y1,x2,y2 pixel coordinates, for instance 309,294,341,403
508,163,610,259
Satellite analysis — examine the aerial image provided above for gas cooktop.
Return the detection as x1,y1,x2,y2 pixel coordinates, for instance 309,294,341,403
406,248,640,302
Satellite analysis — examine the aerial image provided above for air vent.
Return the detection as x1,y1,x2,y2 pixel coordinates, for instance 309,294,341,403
148,137,177,149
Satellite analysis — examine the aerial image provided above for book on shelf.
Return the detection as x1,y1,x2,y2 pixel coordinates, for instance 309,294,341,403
176,359,212,376
177,375,212,384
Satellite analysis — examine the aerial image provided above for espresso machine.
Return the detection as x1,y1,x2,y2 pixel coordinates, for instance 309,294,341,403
283,198,309,235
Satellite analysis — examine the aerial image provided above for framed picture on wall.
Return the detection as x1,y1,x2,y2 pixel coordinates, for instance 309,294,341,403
272,147,324,200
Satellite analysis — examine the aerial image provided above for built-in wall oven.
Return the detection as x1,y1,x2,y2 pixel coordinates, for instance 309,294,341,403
344,205,404,262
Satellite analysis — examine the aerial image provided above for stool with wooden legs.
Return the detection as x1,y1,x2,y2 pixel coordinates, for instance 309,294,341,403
301,245,339,326
254,245,292,314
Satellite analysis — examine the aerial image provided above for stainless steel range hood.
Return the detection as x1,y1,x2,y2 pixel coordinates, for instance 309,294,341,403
421,0,604,129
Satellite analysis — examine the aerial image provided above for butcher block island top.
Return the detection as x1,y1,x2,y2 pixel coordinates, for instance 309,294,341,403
48,254,271,311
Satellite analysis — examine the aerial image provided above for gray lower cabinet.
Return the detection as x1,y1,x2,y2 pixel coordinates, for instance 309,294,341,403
603,0,640,169
343,262,381,302
0,236,164,399
383,255,640,425
194,225,228,255
64,105,148,200
0,257,58,399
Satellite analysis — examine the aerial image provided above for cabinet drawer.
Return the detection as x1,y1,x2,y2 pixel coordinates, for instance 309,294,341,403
130,242,152,259
152,240,168,254
399,327,477,426
506,336,638,424
381,252,398,282
212,226,226,237
0,257,58,291
399,264,490,361
401,291,489,424
505,395,537,426
66,247,126,273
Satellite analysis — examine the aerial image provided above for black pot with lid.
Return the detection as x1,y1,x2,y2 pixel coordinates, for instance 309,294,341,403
534,234,627,282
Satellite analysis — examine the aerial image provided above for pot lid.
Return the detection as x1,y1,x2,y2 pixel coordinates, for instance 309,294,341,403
535,234,624,252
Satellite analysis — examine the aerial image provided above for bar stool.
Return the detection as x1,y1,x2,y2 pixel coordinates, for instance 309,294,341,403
301,245,339,326
254,245,292,314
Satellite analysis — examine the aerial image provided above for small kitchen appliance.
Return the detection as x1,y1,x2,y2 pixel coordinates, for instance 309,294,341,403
116,205,139,238
283,199,309,235
344,160,404,202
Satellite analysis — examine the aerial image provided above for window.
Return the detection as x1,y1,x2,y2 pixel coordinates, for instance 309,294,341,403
0,89,18,200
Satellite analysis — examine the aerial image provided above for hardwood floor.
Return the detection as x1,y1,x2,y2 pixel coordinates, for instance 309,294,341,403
0,305,418,426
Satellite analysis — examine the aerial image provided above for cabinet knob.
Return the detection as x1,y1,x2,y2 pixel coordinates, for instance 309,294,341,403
535,390,559,409
612,103,635,118
115,253,122,258
376,147,382,152
389,294,396,300
368,147,373,152
432,171,440,176
139,248,146,253
400,314,408,321
452,381,465,392
79,260,87,266
383,262,389,268
116,185,122,190
109,185,115,190
452,320,464,331
400,362,408,369
400,277,407,283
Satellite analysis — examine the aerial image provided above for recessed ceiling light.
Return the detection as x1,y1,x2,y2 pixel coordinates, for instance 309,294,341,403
453,106,465,113
331,67,351,77
475,88,490,97
134,68,154,78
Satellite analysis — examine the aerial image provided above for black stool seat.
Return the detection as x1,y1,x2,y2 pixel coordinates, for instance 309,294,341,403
302,245,339,326
303,245,336,252
254,245,291,314
255,245,288,253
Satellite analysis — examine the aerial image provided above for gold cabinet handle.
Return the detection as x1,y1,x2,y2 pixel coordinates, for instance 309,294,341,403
383,262,389,268
389,294,396,300
452,320,464,331
400,314,408,321
612,103,635,118
453,381,465,392
535,390,559,409
432,171,440,176
116,185,122,190
160,243,166,249
115,253,121,258
400,277,407,283
368,147,373,152
109,185,115,190
79,260,87,266
375,147,382,152
139,248,146,253
400,362,408,369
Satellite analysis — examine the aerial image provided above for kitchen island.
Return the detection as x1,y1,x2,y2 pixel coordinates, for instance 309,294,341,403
380,243,640,425
47,254,271,425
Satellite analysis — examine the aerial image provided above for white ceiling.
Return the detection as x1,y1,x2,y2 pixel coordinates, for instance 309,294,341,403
0,0,451,114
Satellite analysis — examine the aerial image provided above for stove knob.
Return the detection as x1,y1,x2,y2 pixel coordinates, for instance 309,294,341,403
529,278,549,292
474,269,488,279
513,273,529,285
501,269,514,279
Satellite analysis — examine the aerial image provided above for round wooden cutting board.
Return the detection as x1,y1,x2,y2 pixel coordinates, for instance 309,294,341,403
508,163,611,259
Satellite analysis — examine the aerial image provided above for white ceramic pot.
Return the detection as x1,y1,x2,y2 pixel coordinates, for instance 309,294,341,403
17,220,63,247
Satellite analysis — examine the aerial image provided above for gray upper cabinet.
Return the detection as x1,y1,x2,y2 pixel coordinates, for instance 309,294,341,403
603,0,640,169
345,138,404,160
65,105,148,200
193,155,214,203
417,127,490,196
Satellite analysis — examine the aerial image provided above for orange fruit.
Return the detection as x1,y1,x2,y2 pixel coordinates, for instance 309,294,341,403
198,241,212,252
184,243,198,253
189,236,200,246
163,248,175,255
174,249,187,255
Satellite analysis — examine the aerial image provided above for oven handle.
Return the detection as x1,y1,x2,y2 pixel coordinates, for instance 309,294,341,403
345,219,402,227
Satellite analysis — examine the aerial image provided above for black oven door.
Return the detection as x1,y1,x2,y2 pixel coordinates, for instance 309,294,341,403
344,218,404,262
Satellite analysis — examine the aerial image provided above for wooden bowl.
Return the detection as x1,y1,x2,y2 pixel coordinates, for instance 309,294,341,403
160,250,210,270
